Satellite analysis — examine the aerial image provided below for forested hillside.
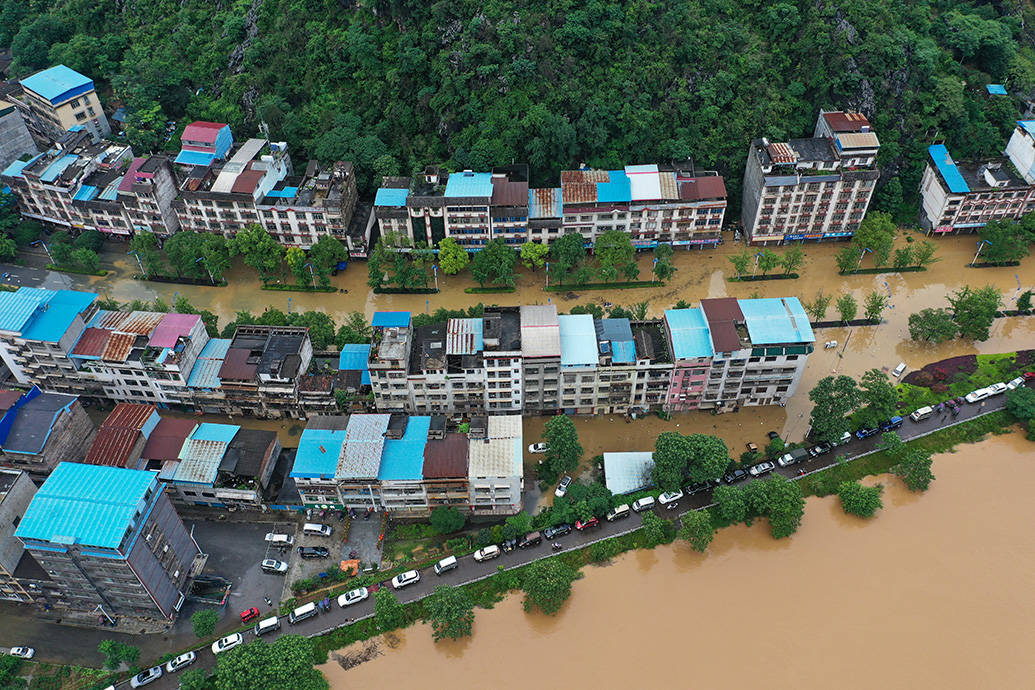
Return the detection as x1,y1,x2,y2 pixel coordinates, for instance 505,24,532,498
3,0,1035,215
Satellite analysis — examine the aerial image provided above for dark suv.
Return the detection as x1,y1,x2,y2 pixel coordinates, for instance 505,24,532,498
543,524,572,540
723,467,748,484
501,537,518,553
518,531,542,549
297,546,330,559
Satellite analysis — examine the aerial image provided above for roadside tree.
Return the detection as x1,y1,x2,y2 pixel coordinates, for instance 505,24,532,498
684,433,730,483
948,285,1002,341
437,237,469,275
640,510,667,547
424,585,475,641
1017,290,1033,314
550,231,586,283
892,246,914,270
200,234,231,282
804,290,831,322
728,249,751,278
98,640,139,669
979,219,1030,265
286,246,308,285
307,235,348,287
834,245,857,273
231,224,285,282
212,636,325,690
336,311,371,346
519,241,548,271
678,510,715,552
808,375,862,444
543,415,582,479
178,669,208,690
779,245,805,275
908,307,957,343
191,609,218,638
880,432,935,492
711,485,747,526
429,506,466,535
70,248,100,273
470,238,517,288
652,431,689,492
0,237,15,261
129,230,165,276
653,243,676,282
835,293,858,323
854,211,895,267
374,588,407,631
837,481,884,518
857,368,898,428
912,240,939,269
756,248,781,275
863,290,888,322
521,558,578,615
595,229,637,282
164,230,207,279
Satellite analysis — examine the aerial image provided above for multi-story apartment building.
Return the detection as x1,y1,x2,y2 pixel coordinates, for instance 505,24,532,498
15,462,202,621
0,387,95,478
0,469,39,603
117,155,181,237
556,163,727,249
918,122,1035,234
0,287,99,395
0,129,133,233
373,163,727,250
69,311,209,406
290,413,522,517
13,65,110,143
173,121,233,167
519,305,561,414
257,160,362,251
742,110,880,244
0,98,36,170
216,325,313,419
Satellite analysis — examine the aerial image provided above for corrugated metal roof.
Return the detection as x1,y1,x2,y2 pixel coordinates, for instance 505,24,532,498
40,154,78,182
181,121,226,145
659,172,679,200
468,437,522,478
103,403,158,431
928,144,969,193
822,111,871,133
835,131,880,151
422,433,469,478
84,428,143,468
491,178,528,206
664,308,714,359
561,169,609,184
337,414,391,479
701,298,745,353
986,84,1008,95
191,423,240,444
70,327,110,358
120,311,165,335
487,414,522,439
561,181,597,205
597,170,632,203
677,175,727,201
444,171,493,198
173,437,226,485
338,344,371,386
372,311,411,328
520,305,560,358
374,187,409,206
603,451,654,495
528,188,562,218
0,289,50,334
292,427,348,478
625,164,662,200
446,318,484,355
766,142,797,165
738,297,815,345
142,418,196,462
19,65,92,103
101,332,137,362
186,359,222,389
378,416,431,481
558,314,598,367
173,150,215,167
149,313,200,348
15,463,157,550
0,288,97,343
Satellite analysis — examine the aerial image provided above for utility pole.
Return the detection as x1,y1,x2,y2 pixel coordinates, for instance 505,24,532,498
971,239,991,267
127,250,144,275
31,240,53,262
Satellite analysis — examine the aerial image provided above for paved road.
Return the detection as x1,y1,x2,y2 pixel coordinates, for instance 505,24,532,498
134,390,1018,688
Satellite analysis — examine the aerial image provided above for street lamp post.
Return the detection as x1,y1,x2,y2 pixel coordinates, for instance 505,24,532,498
127,250,144,275
195,257,214,284
545,261,550,288
433,263,439,291
856,247,872,271
31,240,52,262
651,257,658,284
304,262,316,288
752,252,763,277
971,239,991,267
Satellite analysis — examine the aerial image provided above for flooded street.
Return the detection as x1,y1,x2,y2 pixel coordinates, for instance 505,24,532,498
321,432,1035,690
82,235,1033,445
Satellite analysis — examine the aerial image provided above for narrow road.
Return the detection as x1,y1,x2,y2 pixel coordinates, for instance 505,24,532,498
134,391,1017,688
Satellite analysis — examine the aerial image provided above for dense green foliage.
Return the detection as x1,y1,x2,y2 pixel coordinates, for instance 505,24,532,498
429,506,466,535
521,558,578,615
541,415,582,484
191,608,219,638
678,510,715,552
97,640,139,670
6,0,1034,211
837,480,884,517
213,636,328,690
424,584,476,641
881,431,936,492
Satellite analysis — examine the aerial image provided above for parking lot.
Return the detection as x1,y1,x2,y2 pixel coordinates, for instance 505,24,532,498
282,517,347,587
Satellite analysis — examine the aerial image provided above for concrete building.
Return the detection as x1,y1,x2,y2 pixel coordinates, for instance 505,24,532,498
216,325,313,419
256,160,361,250
919,138,1035,234
117,156,181,237
15,65,110,143
0,130,133,233
0,387,95,478
0,469,39,603
173,122,233,167
374,163,726,250
15,462,202,621
0,98,37,171
742,110,880,244
468,415,523,516
519,305,561,414
0,287,99,395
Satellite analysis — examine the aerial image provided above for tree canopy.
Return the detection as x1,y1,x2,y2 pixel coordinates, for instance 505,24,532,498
213,636,327,690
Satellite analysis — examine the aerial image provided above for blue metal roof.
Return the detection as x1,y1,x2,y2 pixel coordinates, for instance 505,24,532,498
374,187,409,206
612,340,637,363
528,188,562,218
1018,120,1035,137
1,154,41,179
40,154,78,183
444,171,493,198
72,185,98,201
15,463,157,550
0,288,97,342
928,144,969,194
292,427,347,478
338,343,371,385
191,423,240,444
597,171,632,203
986,84,1007,95
372,311,410,328
98,178,122,201
558,314,598,367
664,308,714,359
173,149,216,167
378,416,431,481
265,187,298,198
19,65,93,105
737,297,815,345
186,338,230,389
0,288,49,333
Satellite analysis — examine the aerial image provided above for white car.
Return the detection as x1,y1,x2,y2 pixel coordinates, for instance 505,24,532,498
337,587,369,608
391,570,421,589
264,533,294,546
8,647,34,659
260,558,288,573
987,382,1008,395
165,652,196,673
555,475,572,498
528,443,549,454
129,666,163,688
211,633,244,655
749,461,776,477
658,490,683,505
473,545,501,562
965,387,992,403
1006,376,1025,390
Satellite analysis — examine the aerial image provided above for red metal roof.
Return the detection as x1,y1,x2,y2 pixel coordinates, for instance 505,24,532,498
231,169,264,195
677,175,727,201
84,427,143,468
218,348,256,380
822,111,871,133
701,298,745,353
766,142,797,165
491,178,529,206
422,433,470,478
0,390,22,413
142,418,197,462
71,327,111,357
102,402,158,431
101,332,137,362
181,121,227,145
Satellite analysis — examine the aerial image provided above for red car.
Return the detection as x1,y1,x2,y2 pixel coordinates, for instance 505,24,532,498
575,517,600,530
240,607,259,623
1024,372,1035,381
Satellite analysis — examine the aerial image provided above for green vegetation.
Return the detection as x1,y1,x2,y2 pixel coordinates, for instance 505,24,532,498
678,510,715,553
977,219,1031,266
97,640,139,670
539,415,583,485
429,506,466,535
470,238,518,288
212,635,327,690
808,375,863,444
803,290,831,322
521,558,578,615
437,237,470,275
837,481,884,518
367,233,434,292
423,585,476,641
651,431,729,491
908,307,958,344
373,588,407,631
1005,387,1035,440
191,609,218,638
908,285,1005,343
729,246,804,281
835,293,858,323
520,241,549,271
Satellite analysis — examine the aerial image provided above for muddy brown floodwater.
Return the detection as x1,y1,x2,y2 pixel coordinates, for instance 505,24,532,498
321,432,1035,689
89,236,1033,447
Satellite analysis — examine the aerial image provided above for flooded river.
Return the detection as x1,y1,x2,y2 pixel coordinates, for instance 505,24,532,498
321,432,1035,689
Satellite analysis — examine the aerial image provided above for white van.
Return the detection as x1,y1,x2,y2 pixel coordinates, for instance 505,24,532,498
254,616,280,636
892,362,907,377
606,504,631,521
288,602,318,624
302,523,332,537
631,496,655,512
910,406,934,422
433,555,458,575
